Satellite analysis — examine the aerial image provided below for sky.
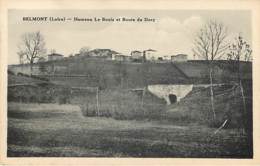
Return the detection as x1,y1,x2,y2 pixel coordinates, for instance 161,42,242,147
8,10,251,64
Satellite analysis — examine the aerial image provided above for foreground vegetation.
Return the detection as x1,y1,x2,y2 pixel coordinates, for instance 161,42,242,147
8,102,252,157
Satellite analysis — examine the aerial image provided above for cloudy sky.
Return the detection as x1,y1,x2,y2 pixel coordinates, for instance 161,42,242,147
8,10,251,64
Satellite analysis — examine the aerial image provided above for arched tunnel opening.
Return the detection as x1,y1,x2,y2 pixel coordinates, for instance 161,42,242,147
169,94,177,104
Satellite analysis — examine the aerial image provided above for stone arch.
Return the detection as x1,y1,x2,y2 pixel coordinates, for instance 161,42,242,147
168,94,177,104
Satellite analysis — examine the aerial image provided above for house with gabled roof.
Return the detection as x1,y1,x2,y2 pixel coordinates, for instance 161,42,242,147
144,49,157,61
130,50,143,60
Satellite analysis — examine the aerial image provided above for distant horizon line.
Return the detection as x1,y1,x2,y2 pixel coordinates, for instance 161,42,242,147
8,58,252,66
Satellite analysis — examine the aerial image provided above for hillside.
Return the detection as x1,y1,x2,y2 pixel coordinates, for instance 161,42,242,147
9,58,189,88
165,83,252,129
8,56,252,89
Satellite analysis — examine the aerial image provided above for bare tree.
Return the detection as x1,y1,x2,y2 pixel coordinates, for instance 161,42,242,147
228,35,252,62
17,31,46,73
192,20,229,119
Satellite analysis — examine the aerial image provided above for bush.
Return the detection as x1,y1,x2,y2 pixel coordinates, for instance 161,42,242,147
31,75,49,81
29,96,38,103
79,89,166,120
7,81,72,104
8,70,15,75
80,104,97,117
17,72,30,77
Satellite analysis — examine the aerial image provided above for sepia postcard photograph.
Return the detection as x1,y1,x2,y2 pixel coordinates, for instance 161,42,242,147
0,0,260,165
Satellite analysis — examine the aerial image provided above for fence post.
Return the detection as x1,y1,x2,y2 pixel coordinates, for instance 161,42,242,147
96,87,100,116
141,87,146,107
141,87,146,116
37,86,40,103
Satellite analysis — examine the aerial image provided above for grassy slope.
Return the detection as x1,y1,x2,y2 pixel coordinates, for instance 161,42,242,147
10,58,252,88
8,102,252,157
52,60,189,88
165,84,252,130
175,60,252,84
8,74,71,104
10,57,189,88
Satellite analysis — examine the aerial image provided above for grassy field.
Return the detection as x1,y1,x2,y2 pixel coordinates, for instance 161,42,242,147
8,102,252,158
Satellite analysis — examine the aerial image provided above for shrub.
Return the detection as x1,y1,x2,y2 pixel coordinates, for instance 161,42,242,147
8,70,15,75
79,88,166,120
80,104,97,117
31,75,49,81
17,72,30,77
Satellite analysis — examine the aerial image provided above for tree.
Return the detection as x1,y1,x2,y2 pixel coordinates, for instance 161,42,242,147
79,46,90,56
192,20,229,119
17,31,47,73
227,35,252,131
227,35,252,62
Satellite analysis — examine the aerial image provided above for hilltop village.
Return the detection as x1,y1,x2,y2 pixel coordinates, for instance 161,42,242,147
19,48,188,64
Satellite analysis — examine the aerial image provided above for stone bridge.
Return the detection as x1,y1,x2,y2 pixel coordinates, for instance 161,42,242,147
147,84,193,105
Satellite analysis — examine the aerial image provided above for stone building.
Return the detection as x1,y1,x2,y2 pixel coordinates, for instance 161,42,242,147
48,53,64,61
171,54,188,62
